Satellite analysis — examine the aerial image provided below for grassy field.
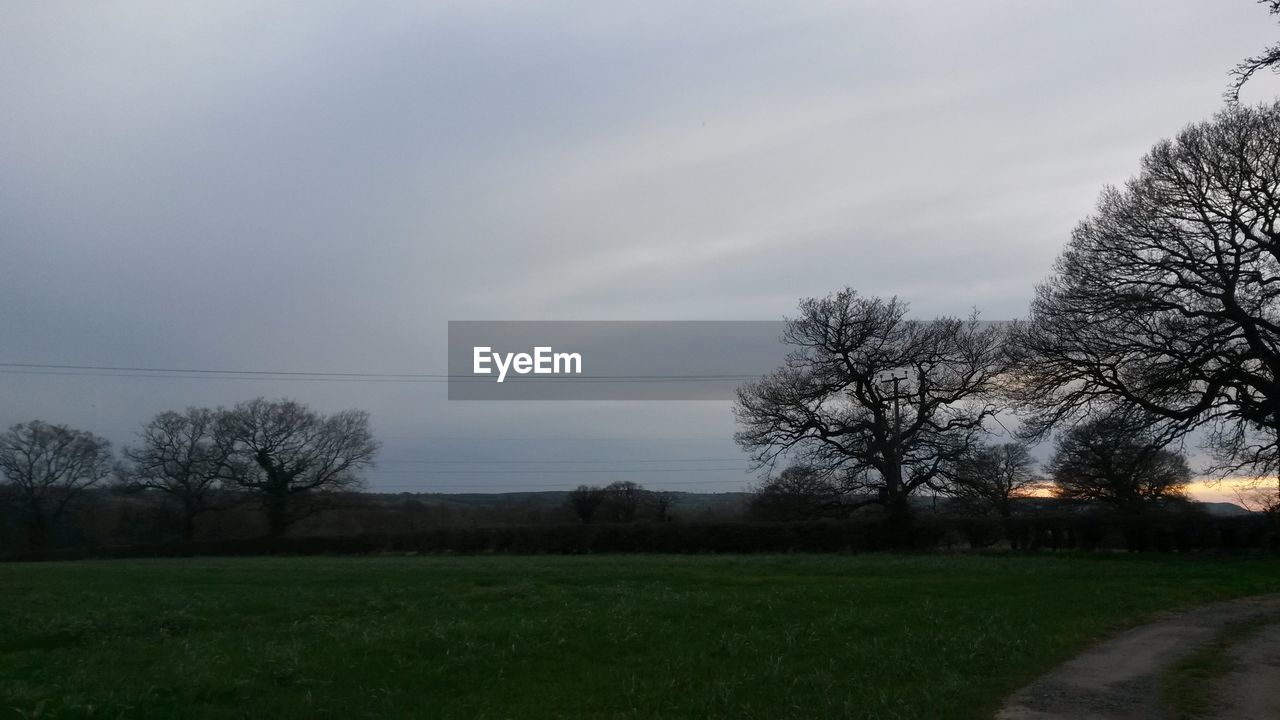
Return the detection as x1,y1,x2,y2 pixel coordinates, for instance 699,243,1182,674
3,554,1280,719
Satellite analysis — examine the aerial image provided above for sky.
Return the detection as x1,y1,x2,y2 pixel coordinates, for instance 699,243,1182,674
2,1,1279,501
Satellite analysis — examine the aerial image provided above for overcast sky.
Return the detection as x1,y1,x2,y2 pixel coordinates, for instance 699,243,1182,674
3,1,1278,499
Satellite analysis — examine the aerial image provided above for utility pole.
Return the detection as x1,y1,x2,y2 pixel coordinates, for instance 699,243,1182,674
880,371,908,495
880,371,908,442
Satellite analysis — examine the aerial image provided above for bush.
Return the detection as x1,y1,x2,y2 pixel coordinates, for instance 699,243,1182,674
5,512,1277,562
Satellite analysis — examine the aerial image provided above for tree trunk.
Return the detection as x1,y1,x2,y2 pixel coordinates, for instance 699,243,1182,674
885,491,912,539
881,460,913,546
266,493,290,538
25,514,47,550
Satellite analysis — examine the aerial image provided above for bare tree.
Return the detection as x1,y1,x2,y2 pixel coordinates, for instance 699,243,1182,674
567,484,605,523
118,407,225,541
1014,103,1280,488
1234,481,1280,519
735,290,1011,528
943,442,1040,518
747,465,848,520
0,421,113,548
216,398,378,538
1047,414,1190,513
1229,1,1280,102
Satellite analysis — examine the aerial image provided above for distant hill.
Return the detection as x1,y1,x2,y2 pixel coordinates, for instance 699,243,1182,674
366,490,1251,518
1199,501,1252,516
367,490,751,520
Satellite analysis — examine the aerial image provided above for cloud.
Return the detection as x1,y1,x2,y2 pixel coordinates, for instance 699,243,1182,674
1,1,1277,491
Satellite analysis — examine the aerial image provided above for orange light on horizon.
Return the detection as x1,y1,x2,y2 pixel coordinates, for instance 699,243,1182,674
1188,476,1279,506
1015,476,1276,507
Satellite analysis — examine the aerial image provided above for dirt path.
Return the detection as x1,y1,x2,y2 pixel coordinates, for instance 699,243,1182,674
995,594,1280,720
1202,621,1280,720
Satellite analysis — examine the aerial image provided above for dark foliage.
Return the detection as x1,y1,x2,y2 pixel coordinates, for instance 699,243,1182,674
8,507,1277,562
1047,414,1192,513
216,398,379,537
567,485,605,523
117,407,226,541
1229,1,1280,102
1014,103,1280,479
735,290,1011,526
0,421,113,549
747,465,852,520
941,442,1041,518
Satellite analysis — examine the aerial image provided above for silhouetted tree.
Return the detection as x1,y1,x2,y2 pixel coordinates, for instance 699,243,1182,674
1234,480,1280,529
1230,1,1280,102
118,407,226,541
943,442,1040,518
602,480,644,522
747,465,848,520
216,398,378,537
0,421,112,548
735,289,1011,528
652,492,674,522
1014,103,1280,479
567,484,605,523
1047,415,1190,513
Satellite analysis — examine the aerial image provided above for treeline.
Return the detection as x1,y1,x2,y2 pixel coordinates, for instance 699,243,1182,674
0,397,735,553
565,482,675,523
10,105,1280,558
0,483,733,554
732,103,1280,535
1,414,1277,557
0,398,738,554
8,510,1279,562
748,419,1198,523
0,398,377,552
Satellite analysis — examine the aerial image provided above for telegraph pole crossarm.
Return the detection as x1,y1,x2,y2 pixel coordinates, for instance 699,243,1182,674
880,371,909,441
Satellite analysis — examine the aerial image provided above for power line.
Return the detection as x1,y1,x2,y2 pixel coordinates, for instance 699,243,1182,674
0,369,748,383
368,466,749,475
368,477,756,490
0,369,451,383
379,457,746,465
0,362,448,378
0,362,757,383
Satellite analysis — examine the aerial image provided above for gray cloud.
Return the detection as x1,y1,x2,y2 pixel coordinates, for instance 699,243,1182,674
2,1,1278,494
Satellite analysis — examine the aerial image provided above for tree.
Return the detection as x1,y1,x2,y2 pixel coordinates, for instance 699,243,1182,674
567,484,605,523
735,290,1011,528
1234,480,1280,524
118,407,226,541
0,421,113,548
943,442,1040,518
216,398,378,537
747,465,848,520
652,492,674,522
1014,103,1280,480
1229,1,1280,102
602,480,644,522
1046,415,1190,513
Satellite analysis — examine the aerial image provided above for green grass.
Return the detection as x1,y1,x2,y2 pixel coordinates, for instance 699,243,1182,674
2,554,1280,719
